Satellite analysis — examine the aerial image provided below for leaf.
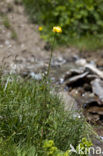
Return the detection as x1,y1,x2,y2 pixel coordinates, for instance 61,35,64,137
97,20,103,26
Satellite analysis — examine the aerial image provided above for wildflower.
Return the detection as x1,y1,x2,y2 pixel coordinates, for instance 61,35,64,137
38,26,43,31
53,26,62,33
43,140,54,148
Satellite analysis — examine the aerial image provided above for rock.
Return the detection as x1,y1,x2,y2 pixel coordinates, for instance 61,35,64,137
50,77,55,82
87,74,98,80
64,58,103,123
58,91,78,111
83,99,100,108
21,71,29,78
72,55,79,61
86,113,100,123
59,78,64,84
51,57,66,67
64,68,85,81
87,106,103,115
65,71,89,87
76,58,87,66
5,40,10,46
29,72,42,80
85,64,103,79
100,136,103,141
91,79,103,103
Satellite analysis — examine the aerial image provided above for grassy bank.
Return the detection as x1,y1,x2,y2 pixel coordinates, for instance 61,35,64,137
0,75,92,155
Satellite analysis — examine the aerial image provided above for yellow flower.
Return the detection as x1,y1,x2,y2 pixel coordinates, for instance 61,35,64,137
38,26,43,31
53,26,62,33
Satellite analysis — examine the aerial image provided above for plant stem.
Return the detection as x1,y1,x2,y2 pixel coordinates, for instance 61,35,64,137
43,34,56,127
47,34,56,79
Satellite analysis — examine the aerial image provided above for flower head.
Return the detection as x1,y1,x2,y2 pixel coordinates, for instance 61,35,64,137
38,26,43,31
53,26,62,33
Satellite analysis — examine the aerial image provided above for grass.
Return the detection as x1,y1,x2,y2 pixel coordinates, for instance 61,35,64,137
1,15,18,40
68,34,103,52
3,16,11,29
11,29,18,40
41,30,103,52
0,74,92,156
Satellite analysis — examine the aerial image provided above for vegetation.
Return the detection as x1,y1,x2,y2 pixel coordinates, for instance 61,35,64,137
1,15,17,40
3,16,11,29
43,138,92,156
0,75,92,156
23,0,103,50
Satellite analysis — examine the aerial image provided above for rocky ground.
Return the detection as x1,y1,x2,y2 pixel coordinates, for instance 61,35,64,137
0,0,79,74
1,0,103,155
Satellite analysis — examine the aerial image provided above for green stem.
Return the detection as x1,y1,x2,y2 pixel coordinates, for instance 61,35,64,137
47,34,56,79
43,34,56,116
42,34,56,139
